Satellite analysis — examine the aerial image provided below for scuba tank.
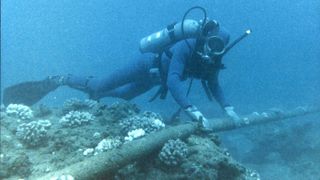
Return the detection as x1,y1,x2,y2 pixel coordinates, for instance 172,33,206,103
139,6,251,56
139,19,201,54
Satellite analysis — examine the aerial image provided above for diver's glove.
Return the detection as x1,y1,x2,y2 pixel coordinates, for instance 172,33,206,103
224,106,242,127
185,105,210,130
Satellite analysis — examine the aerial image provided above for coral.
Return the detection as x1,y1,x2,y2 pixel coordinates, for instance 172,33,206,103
62,98,103,116
59,111,94,128
95,137,122,153
82,137,123,156
63,98,96,111
93,132,101,139
1,100,260,179
124,129,145,141
50,174,74,180
16,120,52,147
100,102,140,124
120,111,165,134
159,139,188,166
83,148,95,156
181,135,247,179
5,104,33,121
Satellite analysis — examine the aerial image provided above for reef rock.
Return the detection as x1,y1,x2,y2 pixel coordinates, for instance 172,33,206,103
0,152,32,179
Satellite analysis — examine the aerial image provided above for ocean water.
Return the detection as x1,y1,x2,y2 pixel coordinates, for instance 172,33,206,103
1,0,319,179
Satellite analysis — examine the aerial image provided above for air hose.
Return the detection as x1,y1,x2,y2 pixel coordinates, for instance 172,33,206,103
181,6,208,52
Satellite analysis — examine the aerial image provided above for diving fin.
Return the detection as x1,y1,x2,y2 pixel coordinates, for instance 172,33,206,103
3,78,60,106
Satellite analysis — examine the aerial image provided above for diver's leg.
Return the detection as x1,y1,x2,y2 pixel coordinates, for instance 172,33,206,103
103,81,157,100
65,53,157,99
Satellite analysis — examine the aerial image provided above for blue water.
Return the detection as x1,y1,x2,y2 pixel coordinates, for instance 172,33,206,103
1,0,320,179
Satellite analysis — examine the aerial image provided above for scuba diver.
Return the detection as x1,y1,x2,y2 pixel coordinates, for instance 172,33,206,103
3,7,251,129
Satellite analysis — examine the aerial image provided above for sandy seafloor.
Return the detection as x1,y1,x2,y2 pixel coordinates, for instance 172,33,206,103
0,98,319,180
220,113,320,180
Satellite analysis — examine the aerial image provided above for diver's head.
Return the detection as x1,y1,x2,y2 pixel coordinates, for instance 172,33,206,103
198,20,230,63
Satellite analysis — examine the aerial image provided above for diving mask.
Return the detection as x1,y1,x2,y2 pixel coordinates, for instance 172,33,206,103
204,36,226,56
198,35,226,63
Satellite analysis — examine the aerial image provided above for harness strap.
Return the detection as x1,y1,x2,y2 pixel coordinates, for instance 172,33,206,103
167,22,177,41
201,80,213,101
149,53,169,102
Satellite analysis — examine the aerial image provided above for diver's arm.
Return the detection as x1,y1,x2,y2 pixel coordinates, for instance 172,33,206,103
167,41,211,129
207,71,229,109
167,42,192,109
208,71,241,125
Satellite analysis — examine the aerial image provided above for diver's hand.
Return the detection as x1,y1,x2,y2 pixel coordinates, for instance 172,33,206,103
224,106,242,127
185,105,210,130
185,105,205,121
